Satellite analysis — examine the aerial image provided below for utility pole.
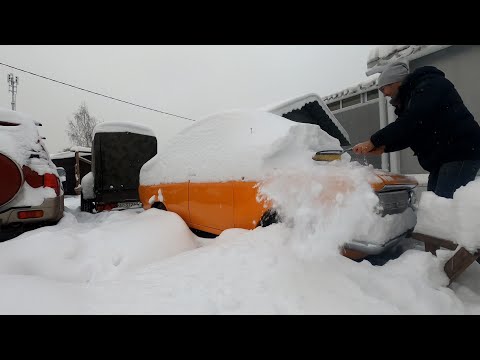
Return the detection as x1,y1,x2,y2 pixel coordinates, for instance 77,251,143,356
7,73,19,111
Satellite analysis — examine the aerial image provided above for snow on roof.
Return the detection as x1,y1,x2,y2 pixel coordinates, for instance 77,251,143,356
140,110,344,185
93,122,156,138
322,76,379,102
322,46,451,103
366,45,452,71
50,146,91,160
263,93,350,145
70,146,91,153
50,151,91,160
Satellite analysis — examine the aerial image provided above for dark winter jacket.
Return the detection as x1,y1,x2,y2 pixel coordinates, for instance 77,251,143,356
370,66,480,172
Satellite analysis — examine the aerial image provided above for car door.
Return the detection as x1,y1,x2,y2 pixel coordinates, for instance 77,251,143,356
188,181,234,232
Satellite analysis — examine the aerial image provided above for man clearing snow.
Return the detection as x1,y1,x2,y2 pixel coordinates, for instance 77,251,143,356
353,62,480,199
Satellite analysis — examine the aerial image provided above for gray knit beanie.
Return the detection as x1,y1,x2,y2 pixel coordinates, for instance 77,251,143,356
377,62,409,88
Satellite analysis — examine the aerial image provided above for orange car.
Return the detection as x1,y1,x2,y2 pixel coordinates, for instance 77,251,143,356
139,97,418,260
139,171,417,259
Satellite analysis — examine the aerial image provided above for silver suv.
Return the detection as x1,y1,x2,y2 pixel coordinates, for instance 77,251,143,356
0,108,64,241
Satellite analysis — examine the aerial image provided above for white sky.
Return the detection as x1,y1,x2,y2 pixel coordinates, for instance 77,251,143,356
0,45,377,153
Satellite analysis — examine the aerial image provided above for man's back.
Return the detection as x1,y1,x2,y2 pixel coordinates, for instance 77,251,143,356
396,66,480,171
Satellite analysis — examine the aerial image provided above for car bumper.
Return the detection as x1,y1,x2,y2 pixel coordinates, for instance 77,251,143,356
344,228,414,256
0,195,64,227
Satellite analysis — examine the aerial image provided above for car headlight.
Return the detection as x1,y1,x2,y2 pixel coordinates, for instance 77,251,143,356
408,190,418,208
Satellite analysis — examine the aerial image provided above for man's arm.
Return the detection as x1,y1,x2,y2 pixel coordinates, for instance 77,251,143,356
370,77,447,152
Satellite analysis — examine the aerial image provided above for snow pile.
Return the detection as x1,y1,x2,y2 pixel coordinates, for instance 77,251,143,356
0,196,477,314
140,110,343,185
7,183,56,208
88,227,462,315
0,206,197,283
93,122,156,138
414,192,454,240
415,180,480,252
453,181,480,252
81,172,95,199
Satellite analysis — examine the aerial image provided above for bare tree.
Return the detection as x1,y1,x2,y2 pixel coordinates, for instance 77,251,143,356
66,102,100,147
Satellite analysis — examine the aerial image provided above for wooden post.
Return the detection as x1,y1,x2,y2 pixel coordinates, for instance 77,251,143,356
444,248,480,284
75,151,80,189
411,233,458,251
425,242,440,255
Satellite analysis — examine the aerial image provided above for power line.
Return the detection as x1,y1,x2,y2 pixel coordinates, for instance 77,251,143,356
0,61,196,122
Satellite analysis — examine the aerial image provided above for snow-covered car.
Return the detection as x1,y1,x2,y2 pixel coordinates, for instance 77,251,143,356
80,122,157,213
0,108,64,241
138,95,418,260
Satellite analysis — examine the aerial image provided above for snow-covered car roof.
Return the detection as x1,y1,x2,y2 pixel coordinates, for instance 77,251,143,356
263,93,350,146
140,109,344,185
93,122,156,138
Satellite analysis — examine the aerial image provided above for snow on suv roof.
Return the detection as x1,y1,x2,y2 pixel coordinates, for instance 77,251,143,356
0,107,55,175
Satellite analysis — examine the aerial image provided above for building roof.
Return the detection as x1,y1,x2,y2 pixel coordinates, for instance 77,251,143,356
322,76,378,103
323,45,452,102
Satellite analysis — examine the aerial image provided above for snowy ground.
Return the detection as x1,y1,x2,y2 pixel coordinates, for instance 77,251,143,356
0,195,479,314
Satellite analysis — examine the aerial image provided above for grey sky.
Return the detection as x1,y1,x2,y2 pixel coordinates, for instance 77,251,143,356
0,45,377,153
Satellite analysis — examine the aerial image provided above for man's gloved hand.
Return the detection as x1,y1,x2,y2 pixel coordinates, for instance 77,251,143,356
353,140,385,155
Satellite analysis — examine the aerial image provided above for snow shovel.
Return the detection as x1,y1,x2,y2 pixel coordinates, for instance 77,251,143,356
312,147,353,162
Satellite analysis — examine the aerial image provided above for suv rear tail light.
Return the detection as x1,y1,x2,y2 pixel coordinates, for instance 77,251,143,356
44,173,60,196
23,166,60,196
23,166,43,188
18,210,44,219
